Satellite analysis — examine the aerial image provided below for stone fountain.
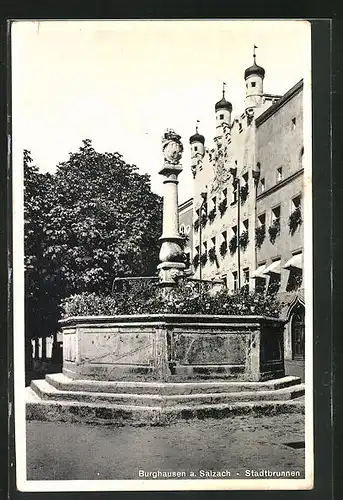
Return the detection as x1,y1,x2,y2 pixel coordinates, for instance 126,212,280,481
26,130,304,425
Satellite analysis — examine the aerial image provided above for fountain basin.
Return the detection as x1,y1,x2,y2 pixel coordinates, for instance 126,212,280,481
59,314,285,382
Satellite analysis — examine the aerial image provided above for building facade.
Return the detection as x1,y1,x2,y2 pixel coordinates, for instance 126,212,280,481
179,54,305,361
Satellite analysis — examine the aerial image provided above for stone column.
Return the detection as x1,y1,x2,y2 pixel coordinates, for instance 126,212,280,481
158,129,186,287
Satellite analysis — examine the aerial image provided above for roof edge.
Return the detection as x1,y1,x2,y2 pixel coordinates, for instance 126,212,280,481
256,79,304,127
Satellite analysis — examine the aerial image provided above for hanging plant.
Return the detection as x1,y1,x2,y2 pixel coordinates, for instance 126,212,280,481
288,207,302,235
179,233,189,250
218,198,227,216
255,225,266,249
240,184,249,204
239,230,249,251
268,219,280,244
200,213,207,228
200,252,208,266
229,234,238,255
208,247,216,263
192,254,199,270
220,240,227,257
208,208,216,223
193,219,200,232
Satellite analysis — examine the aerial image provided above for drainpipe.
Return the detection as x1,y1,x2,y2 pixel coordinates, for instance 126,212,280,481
237,178,241,290
199,190,207,296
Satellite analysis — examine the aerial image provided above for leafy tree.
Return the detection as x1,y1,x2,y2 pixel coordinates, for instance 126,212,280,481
24,140,163,344
24,150,58,340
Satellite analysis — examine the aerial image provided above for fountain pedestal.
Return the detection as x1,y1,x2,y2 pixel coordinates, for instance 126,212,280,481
157,130,186,287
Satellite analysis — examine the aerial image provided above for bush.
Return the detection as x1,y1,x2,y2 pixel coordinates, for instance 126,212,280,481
61,280,283,318
208,247,216,263
200,213,207,228
229,234,237,255
240,184,249,204
255,225,266,249
288,207,302,235
61,292,119,317
208,208,216,223
193,254,199,270
220,240,227,257
218,198,227,216
268,219,280,244
239,230,249,251
200,252,208,266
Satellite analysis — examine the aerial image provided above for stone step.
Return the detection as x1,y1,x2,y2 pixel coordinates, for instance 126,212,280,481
46,373,302,395
26,386,305,426
31,378,305,407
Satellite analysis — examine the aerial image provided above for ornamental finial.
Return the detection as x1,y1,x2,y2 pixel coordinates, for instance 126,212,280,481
161,128,183,166
253,44,258,63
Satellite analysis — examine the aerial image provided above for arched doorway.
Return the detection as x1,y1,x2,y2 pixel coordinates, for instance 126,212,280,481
291,303,305,360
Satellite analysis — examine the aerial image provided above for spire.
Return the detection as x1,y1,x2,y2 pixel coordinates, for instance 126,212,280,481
215,82,232,112
253,44,257,64
189,120,205,145
244,45,265,80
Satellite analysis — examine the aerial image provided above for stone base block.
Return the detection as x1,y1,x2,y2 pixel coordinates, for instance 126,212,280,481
26,373,305,426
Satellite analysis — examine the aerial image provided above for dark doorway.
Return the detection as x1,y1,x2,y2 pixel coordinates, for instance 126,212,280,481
291,303,305,360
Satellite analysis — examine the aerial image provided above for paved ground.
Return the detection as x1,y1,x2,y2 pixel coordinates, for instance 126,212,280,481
285,360,305,382
27,413,305,481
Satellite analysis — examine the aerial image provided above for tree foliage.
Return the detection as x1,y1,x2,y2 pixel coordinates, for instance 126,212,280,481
24,140,162,339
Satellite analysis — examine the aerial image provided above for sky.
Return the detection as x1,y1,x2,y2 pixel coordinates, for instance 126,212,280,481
11,20,311,203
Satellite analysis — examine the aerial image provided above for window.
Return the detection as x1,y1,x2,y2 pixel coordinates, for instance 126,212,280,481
246,83,248,88
292,117,297,129
243,219,249,233
243,268,250,290
180,224,185,234
194,146,198,152
220,114,224,120
277,166,283,183
289,195,302,235
212,196,217,210
299,147,304,168
232,271,238,291
272,206,281,224
232,225,237,236
258,213,266,230
251,82,256,88
222,188,227,200
291,195,301,210
256,214,266,249
255,262,266,293
222,230,227,241
260,178,265,192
